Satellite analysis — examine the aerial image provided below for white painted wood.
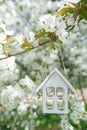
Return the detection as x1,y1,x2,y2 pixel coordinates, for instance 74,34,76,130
36,67,76,114
36,67,76,94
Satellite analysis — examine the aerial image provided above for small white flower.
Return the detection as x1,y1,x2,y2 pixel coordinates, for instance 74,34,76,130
0,33,6,42
28,31,35,42
56,16,68,41
39,14,57,32
0,23,13,36
19,75,36,92
50,49,58,60
69,125,74,130
0,23,6,31
17,102,28,116
56,16,66,29
56,29,68,41
16,34,24,45
1,85,24,111
25,126,29,130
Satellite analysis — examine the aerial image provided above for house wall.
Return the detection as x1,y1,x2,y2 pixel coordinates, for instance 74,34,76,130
42,72,68,114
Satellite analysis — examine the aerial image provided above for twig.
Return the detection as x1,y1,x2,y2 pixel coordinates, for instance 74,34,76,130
51,123,57,130
0,41,49,60
65,25,75,31
78,74,85,104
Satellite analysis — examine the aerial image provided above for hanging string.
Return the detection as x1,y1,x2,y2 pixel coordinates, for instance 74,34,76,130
58,45,68,76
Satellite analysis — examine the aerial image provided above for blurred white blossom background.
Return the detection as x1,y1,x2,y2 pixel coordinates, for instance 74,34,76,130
0,0,87,130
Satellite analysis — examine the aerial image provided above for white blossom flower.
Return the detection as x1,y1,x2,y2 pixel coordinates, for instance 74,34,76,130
0,23,6,32
50,49,58,60
25,126,29,130
61,115,73,130
28,31,35,42
0,23,13,36
56,16,68,41
0,33,6,42
19,75,36,93
1,85,24,111
16,34,24,45
0,57,17,71
17,101,29,116
70,98,85,124
39,14,57,32
56,29,68,41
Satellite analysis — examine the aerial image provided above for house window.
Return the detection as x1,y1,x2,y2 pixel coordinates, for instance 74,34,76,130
46,99,54,109
46,86,65,110
46,87,55,96
56,87,64,97
56,87,64,110
57,99,64,109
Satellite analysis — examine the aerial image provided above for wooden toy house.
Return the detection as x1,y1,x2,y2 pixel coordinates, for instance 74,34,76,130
36,67,76,114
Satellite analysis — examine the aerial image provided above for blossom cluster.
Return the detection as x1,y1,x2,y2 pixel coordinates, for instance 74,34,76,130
39,14,68,41
61,97,87,130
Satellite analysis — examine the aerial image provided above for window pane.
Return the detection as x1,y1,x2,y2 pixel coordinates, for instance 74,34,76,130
57,99,64,109
56,87,64,97
46,99,54,109
46,87,55,96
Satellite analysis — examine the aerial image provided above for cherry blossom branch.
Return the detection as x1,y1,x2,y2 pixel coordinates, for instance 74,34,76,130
0,41,49,60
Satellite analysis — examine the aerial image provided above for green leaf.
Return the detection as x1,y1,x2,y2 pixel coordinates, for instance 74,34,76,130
85,103,87,111
35,28,46,39
19,5,23,11
80,119,87,130
3,49,10,56
20,42,30,51
81,9,87,20
83,0,87,4
39,37,50,45
77,1,81,7
0,28,4,33
57,38,63,44
5,36,16,46
79,0,87,6
56,7,74,17
50,42,54,49
20,35,31,51
69,119,79,129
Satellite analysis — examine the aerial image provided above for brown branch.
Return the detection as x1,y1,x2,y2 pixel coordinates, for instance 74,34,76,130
0,41,49,60
78,74,85,104
51,123,57,130
65,25,75,31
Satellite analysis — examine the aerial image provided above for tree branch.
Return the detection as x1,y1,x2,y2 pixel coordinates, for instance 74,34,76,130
51,123,57,130
0,41,49,60
78,74,85,104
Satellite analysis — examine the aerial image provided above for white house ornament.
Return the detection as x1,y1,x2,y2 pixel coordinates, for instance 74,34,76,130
36,67,76,114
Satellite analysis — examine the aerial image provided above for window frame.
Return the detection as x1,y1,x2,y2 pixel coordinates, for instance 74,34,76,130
46,86,55,97
56,87,64,97
46,99,54,109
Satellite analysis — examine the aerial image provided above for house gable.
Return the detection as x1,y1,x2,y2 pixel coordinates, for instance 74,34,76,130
36,67,76,94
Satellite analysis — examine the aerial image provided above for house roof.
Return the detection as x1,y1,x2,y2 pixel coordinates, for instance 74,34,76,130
35,67,76,94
